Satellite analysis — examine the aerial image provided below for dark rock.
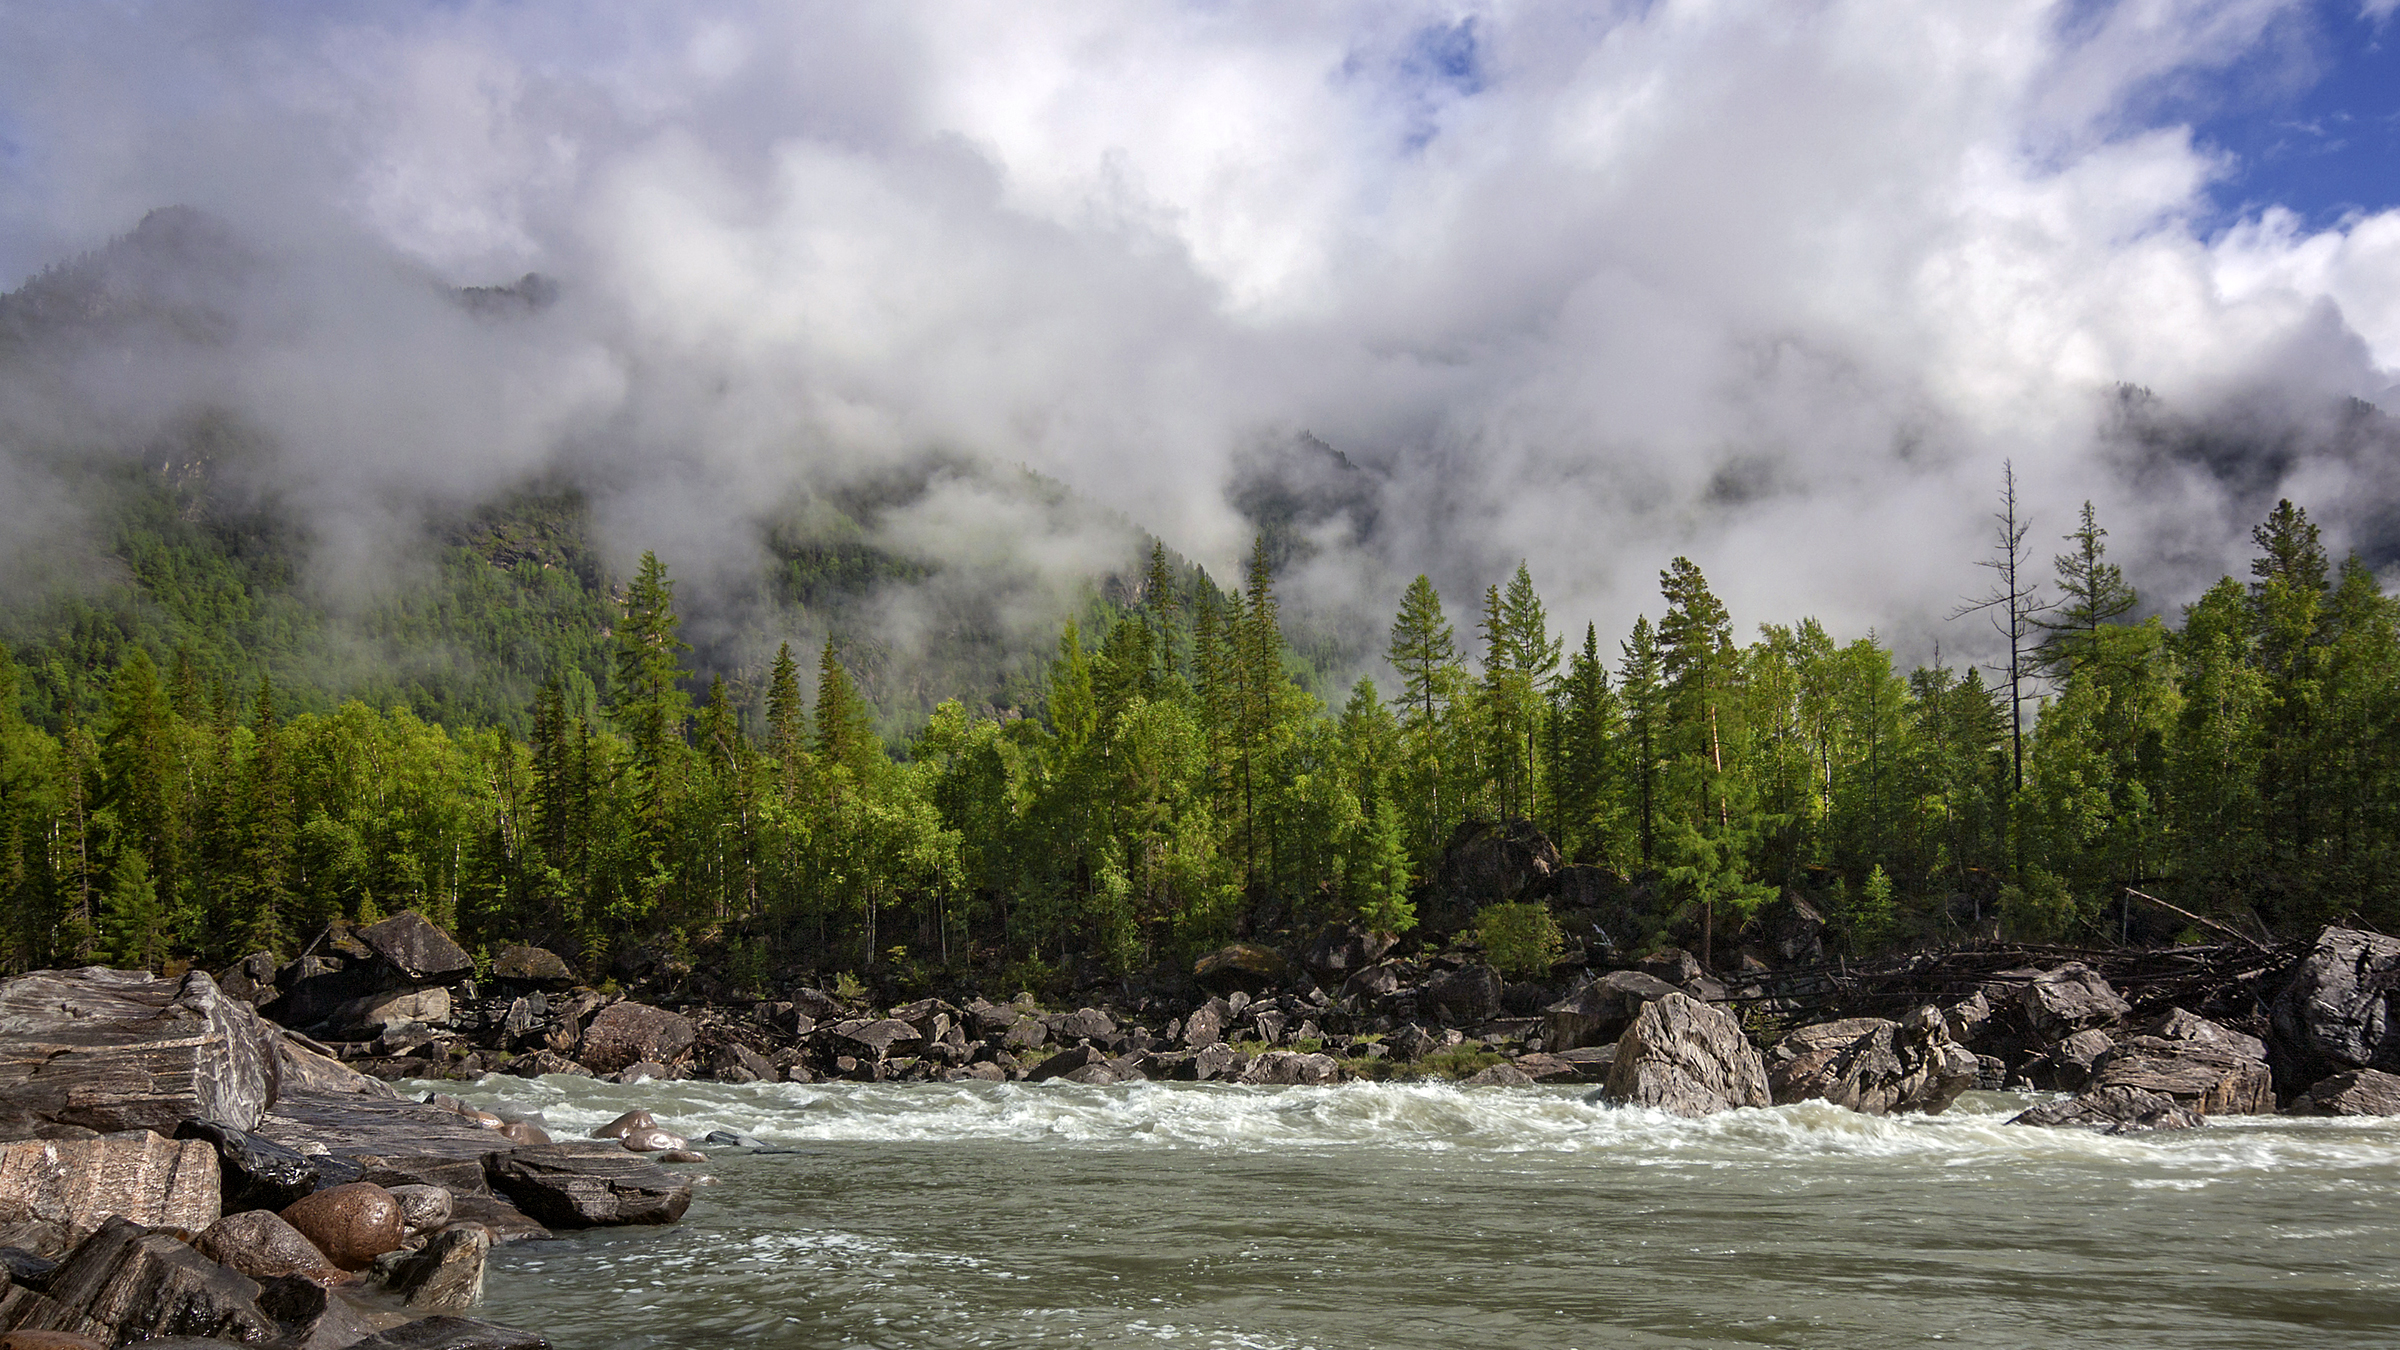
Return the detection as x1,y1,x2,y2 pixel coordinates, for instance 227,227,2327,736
253,1270,382,1350
443,1196,547,1246
1048,1008,1116,1044
2139,1007,2268,1060
345,1314,549,1349
357,912,475,985
215,953,282,1007
0,1248,59,1290
171,1120,318,1213
1758,893,1825,967
322,988,453,1040
193,1209,342,1286
1424,963,1504,1023
1639,949,1704,988
1766,1008,1979,1116
1544,971,1680,1051
2290,1067,2400,1116
280,1182,405,1271
999,1017,1048,1053
488,947,574,989
1194,944,1291,993
354,1155,489,1198
375,1224,488,1310
1942,991,1993,1047
1388,1024,1439,1061
576,1004,696,1075
504,1052,589,1080
706,1044,775,1085
1602,992,1771,1118
1024,1045,1103,1084
484,1145,692,1228
2020,964,2130,1041
1338,963,1406,1003
1303,925,1399,980
2036,1029,2116,1091
1508,1053,1590,1083
2270,926,2400,1084
14,1216,277,1344
1462,1062,1536,1087
0,968,282,1136
2008,1085,2205,1133
1435,818,1561,919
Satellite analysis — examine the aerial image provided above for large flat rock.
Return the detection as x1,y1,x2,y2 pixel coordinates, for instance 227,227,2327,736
0,1132,218,1257
0,969,281,1136
484,1144,691,1228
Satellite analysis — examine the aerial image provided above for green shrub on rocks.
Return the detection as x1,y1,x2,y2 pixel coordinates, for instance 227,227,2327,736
1474,902,1564,977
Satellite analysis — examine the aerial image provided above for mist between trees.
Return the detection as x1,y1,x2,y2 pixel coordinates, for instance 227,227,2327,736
2,491,2392,991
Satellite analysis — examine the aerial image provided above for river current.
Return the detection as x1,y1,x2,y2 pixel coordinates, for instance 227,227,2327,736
422,1076,2400,1349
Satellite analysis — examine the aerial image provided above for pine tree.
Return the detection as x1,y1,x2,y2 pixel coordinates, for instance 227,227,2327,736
238,677,294,956
611,551,693,836
99,850,165,971
2035,500,2138,676
1950,462,2052,802
1558,623,1628,867
815,639,881,780
1619,616,1664,869
101,648,178,907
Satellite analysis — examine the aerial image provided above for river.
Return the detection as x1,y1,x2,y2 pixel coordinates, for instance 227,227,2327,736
425,1076,2400,1349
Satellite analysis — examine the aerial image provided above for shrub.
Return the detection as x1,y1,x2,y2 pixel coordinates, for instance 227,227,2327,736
1474,901,1565,977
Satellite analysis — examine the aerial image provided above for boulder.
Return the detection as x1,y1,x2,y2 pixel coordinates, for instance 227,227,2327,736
1544,971,1680,1051
504,1052,591,1080
387,1185,454,1236
1508,1053,1593,1084
483,1146,692,1228
2290,1067,2400,1116
214,953,282,1007
1462,1063,1537,1087
2020,964,2130,1042
1240,1052,1343,1086
1048,1008,1117,1044
278,1037,393,1100
0,1132,218,1255
357,912,475,985
1194,944,1290,993
2270,926,2400,1084
1766,1008,1978,1116
0,968,282,1136
2037,1029,2117,1092
588,1110,655,1142
1941,991,1993,1048
1179,1002,1228,1050
1423,963,1505,1023
1757,893,1826,966
826,1019,922,1059
488,947,575,989
323,987,453,1039
1601,992,1771,1118
375,1224,488,1310
1023,1045,1103,1084
279,1182,406,1271
2087,1039,2274,1115
1639,949,1705,989
193,1210,342,1286
618,1129,685,1154
1436,818,1561,913
9,1216,277,1344
2139,1007,2268,1061
576,1003,696,1076
253,1269,383,1348
706,1044,774,1085
1339,963,1406,1003
2008,1085,2204,1134
1302,925,1399,980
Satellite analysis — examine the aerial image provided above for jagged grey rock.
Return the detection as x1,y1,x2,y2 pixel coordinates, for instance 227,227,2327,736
2020,964,2130,1041
576,1004,697,1075
1766,1008,1978,1116
1603,992,1771,1118
2271,926,2400,1083
483,1145,692,1228
2290,1067,2400,1116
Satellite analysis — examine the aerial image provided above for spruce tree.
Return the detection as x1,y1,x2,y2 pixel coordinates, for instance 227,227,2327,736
238,678,294,956
2035,501,2138,675
611,551,693,836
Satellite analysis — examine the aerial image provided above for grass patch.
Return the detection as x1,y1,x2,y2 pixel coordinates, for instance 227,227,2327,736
1413,1046,1507,1080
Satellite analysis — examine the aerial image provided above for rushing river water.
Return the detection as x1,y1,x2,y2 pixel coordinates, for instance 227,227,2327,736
423,1076,2400,1349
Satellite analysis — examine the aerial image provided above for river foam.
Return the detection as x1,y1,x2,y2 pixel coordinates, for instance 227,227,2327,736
430,1074,2400,1175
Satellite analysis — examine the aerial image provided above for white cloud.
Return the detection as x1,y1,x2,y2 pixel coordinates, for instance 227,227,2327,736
0,0,2395,674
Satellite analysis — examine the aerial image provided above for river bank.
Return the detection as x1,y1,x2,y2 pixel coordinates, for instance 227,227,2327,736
9,905,2400,1346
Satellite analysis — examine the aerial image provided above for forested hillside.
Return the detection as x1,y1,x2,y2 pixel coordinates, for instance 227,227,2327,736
5,484,2394,993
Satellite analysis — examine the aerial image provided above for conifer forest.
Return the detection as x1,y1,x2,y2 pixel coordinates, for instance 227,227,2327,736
3,464,2395,994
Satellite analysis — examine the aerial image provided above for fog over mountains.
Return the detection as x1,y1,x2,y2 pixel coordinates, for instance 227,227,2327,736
3,2,2399,694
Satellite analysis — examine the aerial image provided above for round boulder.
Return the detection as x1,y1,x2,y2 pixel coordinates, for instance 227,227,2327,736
620,1127,687,1153
590,1108,656,1140
385,1184,455,1236
279,1182,406,1271
195,1209,344,1286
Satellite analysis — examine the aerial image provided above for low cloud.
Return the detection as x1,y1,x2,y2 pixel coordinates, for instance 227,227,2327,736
0,0,2395,689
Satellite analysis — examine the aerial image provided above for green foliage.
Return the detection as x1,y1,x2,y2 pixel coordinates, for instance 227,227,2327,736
1474,900,1564,977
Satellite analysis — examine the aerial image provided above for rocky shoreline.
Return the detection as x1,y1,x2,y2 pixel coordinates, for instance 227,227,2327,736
10,908,2400,1347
